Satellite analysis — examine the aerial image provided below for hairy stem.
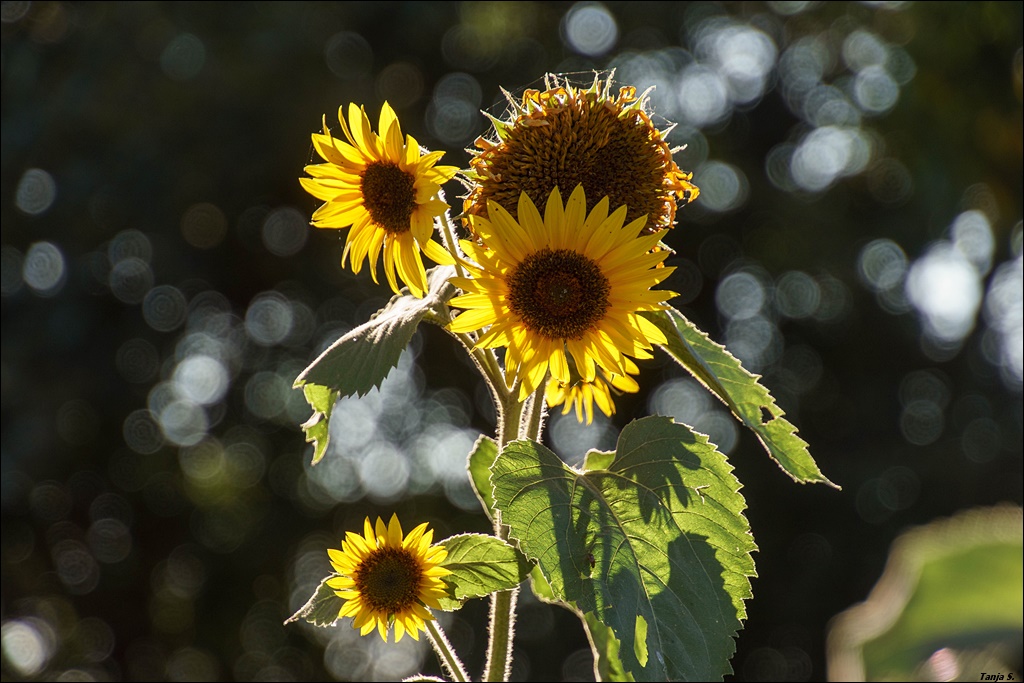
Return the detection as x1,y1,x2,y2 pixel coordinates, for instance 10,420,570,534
437,209,468,280
483,583,519,682
451,330,505,407
482,382,528,682
520,378,548,441
425,616,469,683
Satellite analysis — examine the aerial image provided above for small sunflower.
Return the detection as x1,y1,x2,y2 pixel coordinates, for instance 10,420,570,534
463,72,699,235
327,514,451,643
449,185,676,401
300,102,458,298
546,357,640,425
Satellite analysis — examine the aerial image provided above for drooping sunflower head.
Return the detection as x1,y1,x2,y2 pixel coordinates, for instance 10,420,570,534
449,185,674,401
300,102,458,298
463,72,699,236
327,514,451,643
546,357,640,425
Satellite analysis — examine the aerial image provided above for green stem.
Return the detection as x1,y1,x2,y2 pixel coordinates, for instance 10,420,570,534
520,378,548,441
494,379,524,451
471,342,506,402
483,584,518,682
482,383,527,682
437,210,468,280
425,616,469,683
445,329,505,419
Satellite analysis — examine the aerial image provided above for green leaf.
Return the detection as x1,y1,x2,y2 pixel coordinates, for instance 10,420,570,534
435,533,532,610
829,505,1023,681
284,576,343,627
585,612,634,682
294,265,455,398
644,306,837,488
467,435,498,520
491,416,757,681
300,384,339,465
528,564,559,604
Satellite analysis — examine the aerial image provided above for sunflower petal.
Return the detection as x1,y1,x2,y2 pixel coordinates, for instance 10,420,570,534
449,307,499,333
421,237,455,265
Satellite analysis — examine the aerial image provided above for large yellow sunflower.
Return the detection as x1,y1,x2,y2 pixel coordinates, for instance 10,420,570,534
300,102,458,298
463,73,699,235
449,185,676,401
327,514,451,643
546,357,640,425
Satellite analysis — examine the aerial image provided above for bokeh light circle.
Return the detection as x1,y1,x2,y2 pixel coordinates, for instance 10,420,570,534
261,207,308,257
858,239,907,292
563,3,619,57
22,241,66,295
143,285,188,332
245,292,294,346
123,409,165,454
108,257,154,305
15,168,57,215
716,271,766,320
694,161,748,212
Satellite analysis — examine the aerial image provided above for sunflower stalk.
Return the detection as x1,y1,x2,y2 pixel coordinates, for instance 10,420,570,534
493,377,524,450
520,378,547,441
425,616,469,683
447,326,505,418
483,583,518,683
480,375,531,682
436,205,467,279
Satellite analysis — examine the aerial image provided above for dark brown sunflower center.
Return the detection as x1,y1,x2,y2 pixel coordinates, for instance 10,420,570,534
507,249,610,340
468,97,673,230
354,546,423,613
361,161,416,235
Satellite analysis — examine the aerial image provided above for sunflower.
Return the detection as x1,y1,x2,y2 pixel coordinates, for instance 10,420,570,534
463,72,699,235
449,185,676,401
546,357,640,425
327,514,451,642
300,102,458,298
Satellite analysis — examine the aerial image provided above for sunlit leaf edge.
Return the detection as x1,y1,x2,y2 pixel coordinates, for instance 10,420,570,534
284,575,342,628
467,434,498,521
300,384,339,465
644,306,838,488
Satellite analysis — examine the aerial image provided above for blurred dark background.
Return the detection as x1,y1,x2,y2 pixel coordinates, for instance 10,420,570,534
2,1,1021,681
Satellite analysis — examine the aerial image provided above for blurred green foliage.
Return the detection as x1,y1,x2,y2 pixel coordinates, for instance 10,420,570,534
829,505,1022,681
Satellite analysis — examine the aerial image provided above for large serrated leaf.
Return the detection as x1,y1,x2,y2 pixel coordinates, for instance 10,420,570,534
644,307,837,488
294,266,455,397
491,416,757,681
284,576,343,627
435,533,532,611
